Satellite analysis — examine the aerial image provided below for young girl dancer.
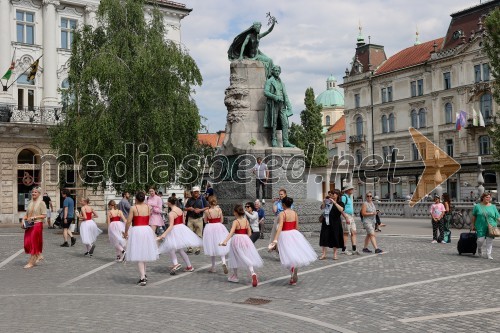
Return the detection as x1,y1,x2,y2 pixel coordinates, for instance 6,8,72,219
270,196,317,285
124,192,158,286
79,198,103,257
107,200,127,261
202,196,229,274
220,205,263,287
157,197,202,275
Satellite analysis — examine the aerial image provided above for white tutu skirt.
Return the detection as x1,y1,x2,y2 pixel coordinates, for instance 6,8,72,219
108,222,126,250
126,226,159,262
277,230,317,269
203,223,230,256
228,234,263,269
158,224,202,254
79,220,102,245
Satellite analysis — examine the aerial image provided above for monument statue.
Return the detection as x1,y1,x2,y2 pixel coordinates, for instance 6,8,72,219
263,65,295,148
227,17,276,78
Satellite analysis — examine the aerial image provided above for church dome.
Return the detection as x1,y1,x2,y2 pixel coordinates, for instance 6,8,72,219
315,75,344,107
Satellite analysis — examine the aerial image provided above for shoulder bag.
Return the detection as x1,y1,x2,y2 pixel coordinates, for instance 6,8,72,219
481,205,500,237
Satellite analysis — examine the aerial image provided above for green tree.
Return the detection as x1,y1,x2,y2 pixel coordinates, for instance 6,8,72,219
290,88,328,167
50,0,202,192
484,8,500,164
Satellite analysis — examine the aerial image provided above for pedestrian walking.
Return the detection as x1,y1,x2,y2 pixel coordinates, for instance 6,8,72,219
361,192,383,254
184,186,208,254
253,157,269,203
22,186,46,269
220,205,263,287
319,190,345,260
245,202,260,243
341,185,359,255
118,192,131,220
42,192,54,229
158,197,202,275
59,189,76,247
270,196,317,285
202,196,229,274
471,192,500,260
429,194,446,243
123,192,159,286
147,188,165,234
107,200,127,261
78,198,103,257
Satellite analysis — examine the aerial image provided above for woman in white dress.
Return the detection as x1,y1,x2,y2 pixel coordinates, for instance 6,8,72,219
220,205,263,287
270,196,317,285
106,200,127,261
123,192,158,286
202,196,229,274
78,198,102,257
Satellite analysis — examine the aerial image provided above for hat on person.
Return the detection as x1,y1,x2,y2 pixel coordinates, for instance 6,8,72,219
192,186,201,192
343,184,354,191
434,193,440,199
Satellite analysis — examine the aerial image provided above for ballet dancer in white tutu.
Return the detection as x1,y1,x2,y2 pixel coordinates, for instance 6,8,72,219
123,192,159,286
270,196,317,285
157,197,202,275
78,198,102,257
106,200,127,262
220,205,263,287
202,196,229,274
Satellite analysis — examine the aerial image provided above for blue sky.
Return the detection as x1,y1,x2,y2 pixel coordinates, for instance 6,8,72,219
181,0,480,132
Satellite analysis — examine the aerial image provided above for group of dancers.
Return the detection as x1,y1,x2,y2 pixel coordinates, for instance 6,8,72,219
22,187,317,287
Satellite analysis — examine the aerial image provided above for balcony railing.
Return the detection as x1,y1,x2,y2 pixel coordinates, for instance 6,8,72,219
0,105,65,124
348,134,366,145
466,115,495,129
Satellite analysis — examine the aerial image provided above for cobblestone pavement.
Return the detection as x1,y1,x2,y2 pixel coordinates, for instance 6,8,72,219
1,222,499,333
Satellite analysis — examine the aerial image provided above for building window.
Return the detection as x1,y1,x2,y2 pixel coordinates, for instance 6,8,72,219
17,74,35,111
444,103,453,124
381,115,388,133
474,65,481,83
389,145,396,162
418,108,426,128
480,93,492,120
410,81,416,97
388,113,395,132
411,109,418,128
411,143,419,161
382,146,389,161
445,139,453,157
381,88,387,103
479,136,491,155
387,86,393,102
417,79,424,96
443,72,451,90
356,149,363,165
354,94,360,108
483,63,490,81
325,115,331,126
16,10,35,44
61,18,77,49
356,116,363,136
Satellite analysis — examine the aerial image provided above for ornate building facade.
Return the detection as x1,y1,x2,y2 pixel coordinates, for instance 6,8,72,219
0,0,191,223
341,1,499,201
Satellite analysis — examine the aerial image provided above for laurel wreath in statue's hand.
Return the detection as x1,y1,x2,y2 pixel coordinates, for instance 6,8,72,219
266,12,277,26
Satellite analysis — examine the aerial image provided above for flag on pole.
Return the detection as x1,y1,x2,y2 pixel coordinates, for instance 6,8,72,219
27,59,39,81
1,49,16,81
456,110,467,131
478,109,485,127
472,107,478,126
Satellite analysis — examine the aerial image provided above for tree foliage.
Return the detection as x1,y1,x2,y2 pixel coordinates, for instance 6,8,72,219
484,8,500,165
289,88,328,167
50,0,202,192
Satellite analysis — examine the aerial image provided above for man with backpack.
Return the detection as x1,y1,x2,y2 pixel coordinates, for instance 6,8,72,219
341,185,359,255
185,186,209,255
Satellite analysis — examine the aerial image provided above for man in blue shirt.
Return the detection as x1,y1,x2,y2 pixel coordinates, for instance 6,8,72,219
60,189,76,247
255,199,265,239
270,188,289,243
341,185,359,255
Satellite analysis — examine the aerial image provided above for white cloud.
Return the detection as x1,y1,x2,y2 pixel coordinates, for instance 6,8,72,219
181,0,475,132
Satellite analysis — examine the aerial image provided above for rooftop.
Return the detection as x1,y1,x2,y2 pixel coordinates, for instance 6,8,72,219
326,115,345,135
197,131,225,148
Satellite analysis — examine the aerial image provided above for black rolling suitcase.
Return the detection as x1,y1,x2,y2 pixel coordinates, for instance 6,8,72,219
457,232,477,255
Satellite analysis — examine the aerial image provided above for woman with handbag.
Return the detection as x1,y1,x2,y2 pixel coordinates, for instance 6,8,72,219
471,192,500,260
22,187,46,269
319,190,345,260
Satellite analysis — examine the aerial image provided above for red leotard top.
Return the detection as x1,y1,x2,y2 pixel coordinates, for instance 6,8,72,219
235,228,248,234
282,211,297,231
207,209,222,223
133,215,149,227
110,215,121,222
84,212,93,221
173,214,184,225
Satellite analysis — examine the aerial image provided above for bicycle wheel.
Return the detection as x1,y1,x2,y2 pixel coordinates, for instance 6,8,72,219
453,212,465,229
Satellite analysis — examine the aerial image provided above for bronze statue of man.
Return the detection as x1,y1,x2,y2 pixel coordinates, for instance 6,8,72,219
263,65,295,148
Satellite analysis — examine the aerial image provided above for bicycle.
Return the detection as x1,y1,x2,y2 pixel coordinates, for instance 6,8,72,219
449,210,465,229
